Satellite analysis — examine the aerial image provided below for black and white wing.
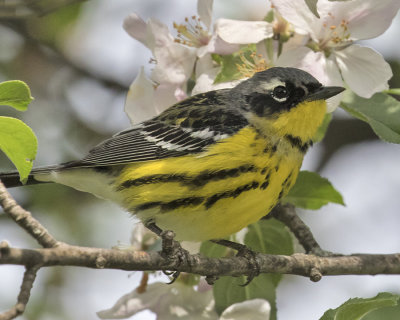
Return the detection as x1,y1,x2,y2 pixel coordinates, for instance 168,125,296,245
64,91,249,168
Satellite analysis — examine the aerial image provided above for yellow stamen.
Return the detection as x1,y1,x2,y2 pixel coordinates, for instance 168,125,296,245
236,52,269,78
173,15,210,48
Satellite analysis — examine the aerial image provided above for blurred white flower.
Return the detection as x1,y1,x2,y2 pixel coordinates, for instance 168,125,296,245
123,12,194,123
173,0,273,58
97,278,270,320
220,299,270,320
97,280,217,320
123,0,275,122
191,63,243,95
124,13,197,86
273,0,400,109
129,222,159,251
124,67,186,124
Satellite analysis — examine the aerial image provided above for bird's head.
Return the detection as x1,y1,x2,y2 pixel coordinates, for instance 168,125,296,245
232,67,344,140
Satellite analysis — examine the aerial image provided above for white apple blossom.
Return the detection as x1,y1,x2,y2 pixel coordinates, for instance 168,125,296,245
272,0,400,109
97,280,217,320
123,0,275,123
123,13,196,87
173,0,273,58
220,299,270,320
123,13,195,122
97,278,270,320
124,67,186,124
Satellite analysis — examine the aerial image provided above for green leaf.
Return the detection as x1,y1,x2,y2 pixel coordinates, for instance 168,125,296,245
320,292,400,320
245,218,294,286
313,113,332,143
0,80,34,111
341,91,400,144
282,171,344,210
212,219,294,320
213,44,257,84
200,240,228,258
363,303,400,320
305,0,320,18
0,116,37,183
214,274,278,320
245,219,293,256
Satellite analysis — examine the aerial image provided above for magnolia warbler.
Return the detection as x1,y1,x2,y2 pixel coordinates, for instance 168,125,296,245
0,67,344,242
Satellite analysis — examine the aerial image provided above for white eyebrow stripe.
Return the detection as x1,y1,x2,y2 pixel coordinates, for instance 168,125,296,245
257,78,286,92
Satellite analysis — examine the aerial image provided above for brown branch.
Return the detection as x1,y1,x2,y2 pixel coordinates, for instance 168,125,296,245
2,243,400,280
3,180,400,318
0,180,60,248
270,203,332,256
0,265,40,320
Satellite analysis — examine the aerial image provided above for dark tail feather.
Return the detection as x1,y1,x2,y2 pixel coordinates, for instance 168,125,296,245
1,161,96,188
0,165,63,188
0,172,33,188
0,171,48,188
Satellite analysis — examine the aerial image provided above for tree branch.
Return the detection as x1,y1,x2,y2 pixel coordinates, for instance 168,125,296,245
3,179,400,318
270,203,332,256
2,242,400,280
0,264,39,320
0,180,60,248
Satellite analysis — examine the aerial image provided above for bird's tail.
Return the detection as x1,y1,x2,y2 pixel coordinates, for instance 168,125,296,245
0,165,63,188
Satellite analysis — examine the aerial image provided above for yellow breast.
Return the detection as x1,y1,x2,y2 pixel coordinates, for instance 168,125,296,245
114,126,304,241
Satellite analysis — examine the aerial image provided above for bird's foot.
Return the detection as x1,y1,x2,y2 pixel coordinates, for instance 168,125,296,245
211,239,260,285
145,220,190,283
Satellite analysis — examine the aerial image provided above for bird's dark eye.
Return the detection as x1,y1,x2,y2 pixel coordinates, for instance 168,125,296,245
272,86,289,101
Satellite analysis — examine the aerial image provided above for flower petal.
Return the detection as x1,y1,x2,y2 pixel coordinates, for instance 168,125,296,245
317,0,400,40
271,0,319,37
220,299,271,320
123,13,148,47
192,67,219,95
203,34,240,57
215,18,273,44
153,83,184,113
97,282,168,319
152,43,197,85
192,67,241,95
124,67,156,124
197,0,214,30
146,18,175,52
98,281,217,320
335,44,392,98
130,223,158,251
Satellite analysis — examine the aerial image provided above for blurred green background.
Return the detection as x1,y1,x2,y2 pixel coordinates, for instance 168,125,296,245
0,0,400,319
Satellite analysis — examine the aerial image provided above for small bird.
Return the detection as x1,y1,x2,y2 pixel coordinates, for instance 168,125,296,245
0,67,343,242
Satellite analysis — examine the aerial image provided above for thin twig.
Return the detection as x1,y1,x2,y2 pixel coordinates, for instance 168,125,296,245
0,180,60,248
269,203,332,256
0,265,39,320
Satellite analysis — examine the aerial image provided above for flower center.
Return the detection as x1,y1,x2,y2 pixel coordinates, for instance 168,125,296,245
237,51,269,78
320,13,351,49
173,16,211,48
272,12,293,41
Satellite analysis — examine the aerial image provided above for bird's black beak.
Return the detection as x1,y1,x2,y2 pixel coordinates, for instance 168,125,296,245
307,86,345,101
